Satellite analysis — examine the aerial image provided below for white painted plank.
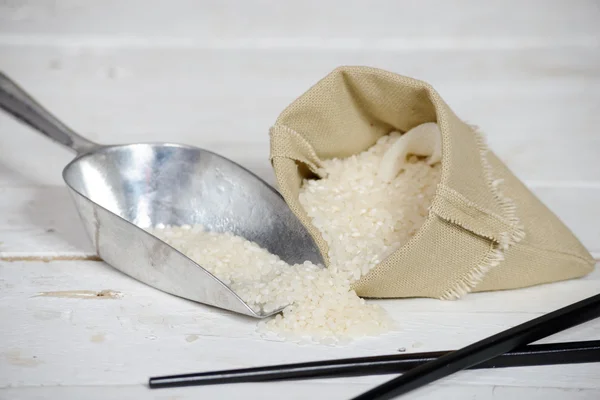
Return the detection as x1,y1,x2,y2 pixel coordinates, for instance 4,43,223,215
0,163,33,188
2,259,598,314
0,47,598,186
0,186,94,257
0,0,598,47
0,261,599,392
1,384,599,400
1,185,599,257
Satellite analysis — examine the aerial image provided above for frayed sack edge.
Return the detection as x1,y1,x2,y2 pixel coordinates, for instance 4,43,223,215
439,125,526,300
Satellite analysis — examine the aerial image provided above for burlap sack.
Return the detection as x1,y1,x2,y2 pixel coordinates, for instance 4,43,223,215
269,66,595,299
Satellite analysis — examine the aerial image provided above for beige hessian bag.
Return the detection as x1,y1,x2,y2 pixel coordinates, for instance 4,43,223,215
269,66,595,300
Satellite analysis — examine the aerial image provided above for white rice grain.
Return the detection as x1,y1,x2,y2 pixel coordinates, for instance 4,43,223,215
148,132,441,344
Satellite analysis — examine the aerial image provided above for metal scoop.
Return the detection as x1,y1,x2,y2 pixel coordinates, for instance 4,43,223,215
0,71,324,318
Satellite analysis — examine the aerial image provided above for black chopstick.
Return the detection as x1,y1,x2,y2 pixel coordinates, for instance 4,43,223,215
148,340,600,388
350,292,600,400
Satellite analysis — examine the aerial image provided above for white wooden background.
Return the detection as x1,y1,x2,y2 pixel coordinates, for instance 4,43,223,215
1,1,599,399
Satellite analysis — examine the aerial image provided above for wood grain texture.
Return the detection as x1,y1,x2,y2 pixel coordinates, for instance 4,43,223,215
1,1,600,398
0,46,598,186
0,261,599,393
1,184,599,258
1,385,599,400
1,0,599,46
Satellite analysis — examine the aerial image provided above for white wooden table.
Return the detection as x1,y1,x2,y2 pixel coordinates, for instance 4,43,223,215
1,2,599,399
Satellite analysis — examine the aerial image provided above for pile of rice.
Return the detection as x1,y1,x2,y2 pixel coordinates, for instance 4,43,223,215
149,132,441,344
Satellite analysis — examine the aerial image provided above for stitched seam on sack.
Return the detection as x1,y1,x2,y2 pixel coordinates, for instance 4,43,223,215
269,124,324,173
440,242,505,301
517,241,596,265
437,184,513,226
439,126,526,300
431,189,518,243
271,68,524,299
429,206,497,242
269,126,323,176
475,127,525,236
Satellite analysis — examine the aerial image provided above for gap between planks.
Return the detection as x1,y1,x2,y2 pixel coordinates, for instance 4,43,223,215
0,34,598,50
0,253,101,262
1,253,599,263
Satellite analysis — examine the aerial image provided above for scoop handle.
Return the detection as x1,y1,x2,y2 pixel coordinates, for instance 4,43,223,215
0,70,99,155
